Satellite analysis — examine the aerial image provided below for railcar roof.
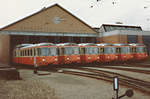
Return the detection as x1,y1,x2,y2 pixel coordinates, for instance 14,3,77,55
56,43,77,46
20,45,57,49
128,43,145,46
36,43,55,46
96,43,112,46
112,43,129,46
78,43,96,46
16,44,33,48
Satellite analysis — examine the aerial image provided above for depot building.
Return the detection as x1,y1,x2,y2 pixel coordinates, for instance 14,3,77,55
0,3,150,65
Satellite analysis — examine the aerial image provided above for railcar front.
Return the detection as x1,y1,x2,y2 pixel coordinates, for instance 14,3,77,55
129,43,148,61
57,43,80,65
113,44,133,62
78,43,99,64
97,43,117,63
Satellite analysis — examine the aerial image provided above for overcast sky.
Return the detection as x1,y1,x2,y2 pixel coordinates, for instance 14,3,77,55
0,0,150,30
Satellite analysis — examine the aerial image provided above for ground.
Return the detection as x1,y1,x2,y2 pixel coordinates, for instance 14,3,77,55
0,69,150,99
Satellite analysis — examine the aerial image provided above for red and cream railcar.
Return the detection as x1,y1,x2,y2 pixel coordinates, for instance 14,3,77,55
96,43,117,63
13,43,59,66
56,43,81,64
78,43,99,64
112,43,133,62
129,43,148,60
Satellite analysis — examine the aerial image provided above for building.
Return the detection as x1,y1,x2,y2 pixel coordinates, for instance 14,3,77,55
97,24,150,55
0,4,98,64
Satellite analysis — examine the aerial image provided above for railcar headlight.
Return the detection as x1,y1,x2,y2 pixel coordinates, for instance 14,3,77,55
54,58,58,61
77,57,80,60
107,56,110,59
88,57,91,59
124,56,126,58
42,59,45,61
67,57,70,60
97,57,99,59
115,56,118,58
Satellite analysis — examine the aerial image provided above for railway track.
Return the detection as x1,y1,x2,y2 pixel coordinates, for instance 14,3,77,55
60,67,150,95
118,62,150,68
95,65,150,74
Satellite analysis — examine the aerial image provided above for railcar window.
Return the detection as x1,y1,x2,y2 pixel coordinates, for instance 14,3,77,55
64,47,72,55
20,51,22,56
28,49,30,56
37,48,41,56
30,49,32,56
24,50,26,56
93,47,98,54
121,47,130,54
22,50,25,56
22,50,23,56
131,48,136,53
25,50,27,56
99,48,104,53
27,49,29,56
49,47,57,56
86,47,98,54
33,48,36,56
104,47,111,54
111,47,116,54
16,50,18,57
40,48,49,56
136,47,145,53
85,47,91,54
18,50,20,57
116,48,120,53
72,47,79,55
19,50,21,57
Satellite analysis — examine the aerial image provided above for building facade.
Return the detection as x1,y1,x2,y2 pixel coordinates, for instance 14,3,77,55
0,4,98,64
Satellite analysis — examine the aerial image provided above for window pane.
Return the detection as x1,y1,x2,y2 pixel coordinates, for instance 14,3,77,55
104,47,115,54
49,47,57,56
86,47,98,54
40,48,49,56
64,47,72,55
136,47,145,53
72,47,79,55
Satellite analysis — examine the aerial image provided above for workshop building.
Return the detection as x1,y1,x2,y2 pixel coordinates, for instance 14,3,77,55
0,4,97,64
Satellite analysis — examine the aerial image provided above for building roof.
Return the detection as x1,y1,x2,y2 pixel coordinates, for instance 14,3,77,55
100,24,142,33
101,24,142,29
0,3,97,33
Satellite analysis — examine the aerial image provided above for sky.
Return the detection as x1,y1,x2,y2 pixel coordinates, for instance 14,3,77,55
0,0,150,30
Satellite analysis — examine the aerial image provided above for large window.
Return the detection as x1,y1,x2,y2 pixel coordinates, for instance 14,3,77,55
99,48,104,54
63,47,80,55
72,47,79,55
64,47,72,55
104,47,116,54
136,47,146,53
85,47,98,54
37,47,58,56
49,47,58,56
121,47,130,54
